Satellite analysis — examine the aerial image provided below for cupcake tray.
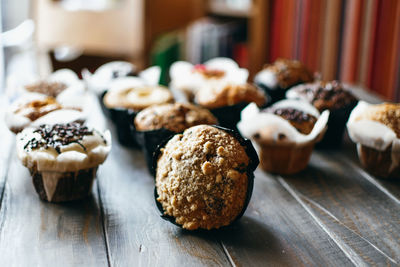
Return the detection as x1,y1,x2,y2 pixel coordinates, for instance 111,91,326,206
1,90,400,267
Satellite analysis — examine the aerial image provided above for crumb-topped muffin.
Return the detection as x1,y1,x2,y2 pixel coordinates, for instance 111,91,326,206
16,123,111,202
254,58,314,104
347,101,400,178
238,100,329,174
155,125,257,230
5,94,85,134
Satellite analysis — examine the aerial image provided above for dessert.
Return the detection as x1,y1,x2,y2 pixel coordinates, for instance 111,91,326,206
347,101,400,178
287,80,358,148
154,125,258,230
5,93,85,133
134,103,217,171
169,57,249,102
16,123,111,202
254,58,314,104
238,100,329,174
195,82,266,129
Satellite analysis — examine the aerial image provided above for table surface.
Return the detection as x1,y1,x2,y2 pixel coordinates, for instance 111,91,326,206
0,88,399,267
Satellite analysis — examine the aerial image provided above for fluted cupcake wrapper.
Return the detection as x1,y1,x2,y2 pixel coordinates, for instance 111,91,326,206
152,125,258,230
207,102,249,131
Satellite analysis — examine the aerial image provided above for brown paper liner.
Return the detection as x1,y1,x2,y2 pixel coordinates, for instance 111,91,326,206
30,167,97,202
357,145,400,179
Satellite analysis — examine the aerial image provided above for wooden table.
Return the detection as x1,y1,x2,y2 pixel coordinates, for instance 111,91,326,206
0,90,399,267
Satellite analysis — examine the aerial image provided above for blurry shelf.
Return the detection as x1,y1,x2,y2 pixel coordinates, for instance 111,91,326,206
208,1,252,18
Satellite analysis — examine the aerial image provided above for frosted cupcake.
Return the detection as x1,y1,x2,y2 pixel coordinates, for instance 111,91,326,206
16,123,111,202
347,101,400,178
238,100,329,174
169,57,249,102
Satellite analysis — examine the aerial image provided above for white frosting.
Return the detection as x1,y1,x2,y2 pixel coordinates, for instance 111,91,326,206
16,126,111,172
254,69,278,89
108,77,146,93
30,109,86,127
169,57,249,96
237,101,329,145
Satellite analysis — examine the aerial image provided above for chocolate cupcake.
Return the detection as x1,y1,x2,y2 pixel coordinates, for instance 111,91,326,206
154,125,258,230
16,123,111,202
287,80,358,148
5,93,85,133
169,57,249,102
195,83,266,129
238,100,329,174
134,103,218,171
347,101,400,178
103,82,174,147
254,58,314,104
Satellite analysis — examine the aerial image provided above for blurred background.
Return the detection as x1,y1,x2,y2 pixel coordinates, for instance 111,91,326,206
1,0,400,100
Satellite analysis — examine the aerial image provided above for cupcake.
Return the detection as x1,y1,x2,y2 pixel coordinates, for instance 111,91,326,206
134,103,218,171
238,100,329,174
254,58,314,104
5,93,85,133
16,123,111,202
154,125,258,230
103,81,174,147
347,101,400,178
286,80,358,148
195,82,266,129
169,57,249,102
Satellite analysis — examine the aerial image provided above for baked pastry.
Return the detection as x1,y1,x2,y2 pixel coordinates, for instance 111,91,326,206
347,101,400,178
16,123,111,202
254,58,314,104
154,125,258,230
195,83,266,129
102,81,174,147
134,103,217,171
5,93,85,133
238,100,329,174
169,57,249,102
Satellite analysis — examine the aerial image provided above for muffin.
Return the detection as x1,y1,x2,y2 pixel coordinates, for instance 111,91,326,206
254,58,314,104
238,100,329,174
134,103,218,171
16,123,111,202
287,80,358,148
347,101,400,178
195,82,266,129
154,125,258,230
102,82,174,147
5,93,85,133
169,57,249,102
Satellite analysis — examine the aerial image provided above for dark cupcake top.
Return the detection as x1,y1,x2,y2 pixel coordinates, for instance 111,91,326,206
25,81,67,98
287,80,357,111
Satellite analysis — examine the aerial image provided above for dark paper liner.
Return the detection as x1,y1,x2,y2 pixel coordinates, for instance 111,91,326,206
358,145,400,179
99,91,113,120
316,101,358,149
152,125,259,230
208,102,249,131
31,167,97,203
134,127,176,173
255,82,304,105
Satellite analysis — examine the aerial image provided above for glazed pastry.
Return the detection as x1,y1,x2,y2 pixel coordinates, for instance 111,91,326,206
238,100,329,174
195,83,266,129
347,101,400,178
169,57,249,102
134,103,217,171
254,58,314,104
287,80,358,148
154,125,258,230
5,93,85,133
16,123,111,202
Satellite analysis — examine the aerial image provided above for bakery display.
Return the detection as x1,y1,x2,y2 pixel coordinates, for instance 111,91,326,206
195,83,267,129
254,58,314,104
102,81,174,147
287,80,358,148
347,101,400,178
16,123,111,202
134,102,217,171
169,57,249,102
238,100,329,174
154,125,258,230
